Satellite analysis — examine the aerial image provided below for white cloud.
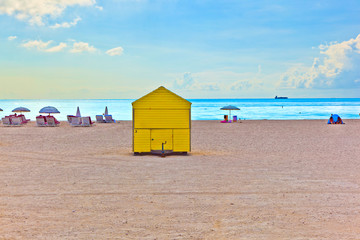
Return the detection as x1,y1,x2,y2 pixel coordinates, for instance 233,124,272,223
230,80,253,90
50,17,81,29
21,39,97,54
8,36,17,41
22,39,67,52
173,70,268,92
95,5,103,11
106,46,124,56
280,34,360,89
0,0,97,26
174,72,194,89
70,41,96,53
45,42,67,52
22,40,52,50
173,72,220,91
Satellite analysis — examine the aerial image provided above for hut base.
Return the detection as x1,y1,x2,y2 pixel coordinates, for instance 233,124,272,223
133,151,188,157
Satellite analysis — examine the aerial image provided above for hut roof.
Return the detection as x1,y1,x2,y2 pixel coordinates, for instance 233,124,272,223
132,86,191,109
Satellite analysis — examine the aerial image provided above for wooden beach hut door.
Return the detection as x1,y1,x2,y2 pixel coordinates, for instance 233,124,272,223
151,129,173,151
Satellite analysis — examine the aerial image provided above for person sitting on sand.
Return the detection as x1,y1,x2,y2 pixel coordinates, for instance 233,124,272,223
329,116,334,124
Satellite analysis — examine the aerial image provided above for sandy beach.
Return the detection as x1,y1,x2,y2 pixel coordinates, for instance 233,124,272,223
1,119,360,239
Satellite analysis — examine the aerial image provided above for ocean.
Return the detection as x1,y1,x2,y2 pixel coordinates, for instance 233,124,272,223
1,98,360,121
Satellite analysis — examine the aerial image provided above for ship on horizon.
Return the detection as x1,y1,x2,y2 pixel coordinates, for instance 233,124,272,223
275,96,288,99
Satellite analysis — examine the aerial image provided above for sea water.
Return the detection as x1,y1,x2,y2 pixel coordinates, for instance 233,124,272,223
0,98,360,121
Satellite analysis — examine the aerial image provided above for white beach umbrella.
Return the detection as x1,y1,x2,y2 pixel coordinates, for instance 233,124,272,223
76,106,81,117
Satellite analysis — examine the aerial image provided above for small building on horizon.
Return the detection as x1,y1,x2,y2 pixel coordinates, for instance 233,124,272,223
132,86,191,155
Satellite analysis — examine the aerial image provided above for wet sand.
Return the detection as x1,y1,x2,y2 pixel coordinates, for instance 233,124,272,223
1,120,360,239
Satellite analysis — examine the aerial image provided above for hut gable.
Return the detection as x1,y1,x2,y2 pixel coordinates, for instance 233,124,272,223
132,86,191,109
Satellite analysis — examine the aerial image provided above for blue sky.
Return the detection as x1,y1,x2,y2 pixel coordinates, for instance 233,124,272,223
0,0,359,99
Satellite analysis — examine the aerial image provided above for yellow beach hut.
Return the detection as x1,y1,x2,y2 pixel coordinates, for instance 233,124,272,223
132,86,191,155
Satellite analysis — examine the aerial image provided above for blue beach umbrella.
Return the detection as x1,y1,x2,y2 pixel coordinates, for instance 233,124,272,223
220,105,240,120
12,107,31,113
39,106,60,115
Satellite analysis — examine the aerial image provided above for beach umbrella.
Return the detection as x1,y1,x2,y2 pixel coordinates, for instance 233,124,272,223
220,105,240,120
104,106,108,115
76,106,81,117
0,108,2,111
39,106,60,115
12,107,31,113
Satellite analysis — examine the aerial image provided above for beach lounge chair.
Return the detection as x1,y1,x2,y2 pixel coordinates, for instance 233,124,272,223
104,115,115,123
10,116,25,126
81,116,93,127
96,115,105,123
46,116,60,127
18,114,30,123
70,117,82,126
2,117,11,126
36,116,47,127
67,115,76,123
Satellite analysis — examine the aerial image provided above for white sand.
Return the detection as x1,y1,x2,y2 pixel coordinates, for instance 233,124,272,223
1,120,360,239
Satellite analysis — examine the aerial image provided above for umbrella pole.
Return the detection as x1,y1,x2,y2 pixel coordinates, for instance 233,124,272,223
229,110,231,121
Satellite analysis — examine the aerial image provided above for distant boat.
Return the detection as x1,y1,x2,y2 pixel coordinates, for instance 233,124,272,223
275,96,288,99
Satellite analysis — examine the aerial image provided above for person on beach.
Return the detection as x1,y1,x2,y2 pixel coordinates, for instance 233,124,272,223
329,115,334,124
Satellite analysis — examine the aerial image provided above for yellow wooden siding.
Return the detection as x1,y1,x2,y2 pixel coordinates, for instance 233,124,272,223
134,109,189,129
132,87,191,109
173,129,190,152
151,129,173,150
133,129,151,152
